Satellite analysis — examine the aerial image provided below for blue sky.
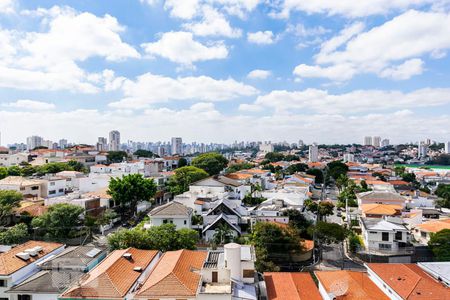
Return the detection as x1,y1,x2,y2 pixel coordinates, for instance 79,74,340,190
0,0,449,145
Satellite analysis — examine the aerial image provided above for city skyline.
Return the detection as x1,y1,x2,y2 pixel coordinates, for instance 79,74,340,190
1,1,450,144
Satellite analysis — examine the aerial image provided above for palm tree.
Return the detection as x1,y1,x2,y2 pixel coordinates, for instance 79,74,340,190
213,223,233,244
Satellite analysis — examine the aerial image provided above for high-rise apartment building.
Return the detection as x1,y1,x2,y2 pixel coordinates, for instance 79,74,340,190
109,131,120,151
418,141,428,158
308,143,319,162
171,137,182,155
97,137,108,151
26,136,43,150
59,139,68,149
372,136,381,148
363,136,372,146
445,141,450,154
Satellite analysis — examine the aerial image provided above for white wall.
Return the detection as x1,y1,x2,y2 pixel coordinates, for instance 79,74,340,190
150,216,191,229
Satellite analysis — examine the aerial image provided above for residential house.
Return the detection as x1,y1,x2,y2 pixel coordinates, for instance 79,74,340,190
0,153,29,167
146,201,192,229
0,241,65,299
361,204,403,218
202,200,243,241
59,248,160,300
357,191,408,208
412,219,450,244
360,217,411,252
45,192,103,216
134,249,207,300
366,263,449,299
263,272,321,300
315,270,389,300
0,177,46,199
6,246,106,300
44,176,67,198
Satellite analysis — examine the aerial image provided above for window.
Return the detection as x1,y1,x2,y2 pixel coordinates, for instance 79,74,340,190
243,269,254,278
382,232,389,241
31,186,39,190
379,243,392,250
421,232,427,238
0,280,6,287
395,231,403,240
58,189,64,193
49,190,56,195
18,296,31,300
184,220,187,225
50,182,55,186
369,231,377,234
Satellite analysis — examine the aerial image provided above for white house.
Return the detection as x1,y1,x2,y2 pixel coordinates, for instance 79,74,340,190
44,176,67,198
0,153,28,167
360,217,411,252
0,241,65,299
0,176,46,199
146,201,192,229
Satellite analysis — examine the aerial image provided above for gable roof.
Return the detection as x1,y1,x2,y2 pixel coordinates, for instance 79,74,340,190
60,248,158,299
357,191,407,202
206,199,241,217
7,270,83,294
39,246,105,271
191,176,242,187
135,249,207,298
361,204,402,216
202,213,242,234
149,201,192,217
415,219,450,233
367,263,450,299
0,240,64,276
264,272,321,300
315,270,389,300
361,218,407,231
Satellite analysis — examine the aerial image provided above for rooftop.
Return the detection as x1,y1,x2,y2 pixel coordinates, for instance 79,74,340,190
0,176,43,187
60,248,158,299
149,201,192,217
361,204,403,216
315,270,389,300
415,219,450,233
357,191,407,202
0,241,64,276
7,270,83,294
38,245,106,271
135,249,207,298
368,263,450,299
264,272,321,300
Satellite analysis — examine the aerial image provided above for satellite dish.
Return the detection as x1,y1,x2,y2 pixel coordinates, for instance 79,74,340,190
329,278,349,296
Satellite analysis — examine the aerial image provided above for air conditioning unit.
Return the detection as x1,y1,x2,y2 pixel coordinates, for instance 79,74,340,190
16,252,30,261
33,246,44,252
24,248,38,257
133,266,143,272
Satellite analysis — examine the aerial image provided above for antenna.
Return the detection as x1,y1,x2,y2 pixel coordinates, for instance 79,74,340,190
329,278,349,297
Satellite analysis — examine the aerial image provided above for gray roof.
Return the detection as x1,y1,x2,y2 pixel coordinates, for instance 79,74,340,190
39,246,106,271
202,214,242,234
361,218,408,231
191,176,242,187
149,201,192,217
7,270,84,294
357,191,406,202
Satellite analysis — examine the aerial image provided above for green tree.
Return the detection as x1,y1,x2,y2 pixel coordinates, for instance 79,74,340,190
167,166,209,195
304,200,335,219
306,168,324,184
401,173,416,183
0,167,8,180
428,229,450,261
226,162,254,174
335,174,349,192
0,190,22,225
20,164,37,177
394,166,406,176
177,157,188,168
327,161,349,180
31,203,84,238
213,223,233,244
308,221,347,244
177,228,199,250
134,149,155,158
264,152,285,163
435,184,450,208
282,209,312,237
191,152,228,175
7,166,22,176
0,223,28,244
107,151,128,163
285,163,308,175
67,160,87,172
36,162,72,175
108,174,157,219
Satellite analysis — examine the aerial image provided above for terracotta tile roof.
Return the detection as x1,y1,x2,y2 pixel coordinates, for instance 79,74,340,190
315,270,389,300
308,162,323,168
415,219,450,233
0,241,64,275
361,204,403,216
15,203,48,217
60,248,158,299
135,249,207,298
246,168,268,174
264,272,321,300
225,173,253,180
357,191,407,203
389,180,411,186
367,263,449,299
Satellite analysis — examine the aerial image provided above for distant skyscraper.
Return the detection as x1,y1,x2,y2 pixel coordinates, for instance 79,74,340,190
26,135,43,150
171,137,182,155
363,136,372,146
97,137,108,151
381,139,390,147
109,130,120,151
343,153,355,163
298,140,304,147
418,141,428,158
259,142,274,153
445,141,450,154
59,139,68,149
309,143,319,162
372,136,381,148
